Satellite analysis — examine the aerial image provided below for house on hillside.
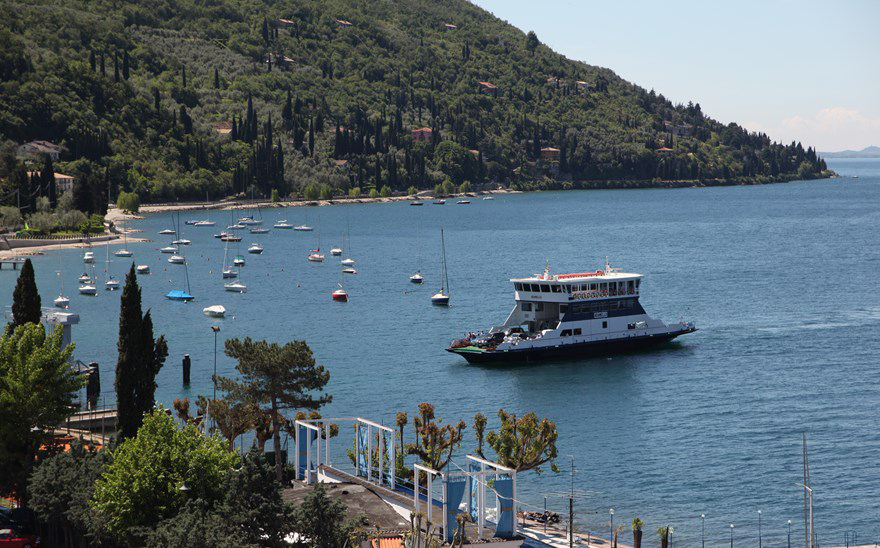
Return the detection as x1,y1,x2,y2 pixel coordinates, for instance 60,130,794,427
335,19,353,28
443,23,457,31
27,171,77,193
277,18,296,28
411,127,433,142
17,140,64,161
655,147,674,153
478,81,497,95
575,80,590,92
265,53,295,68
547,76,562,86
540,147,560,163
211,122,232,136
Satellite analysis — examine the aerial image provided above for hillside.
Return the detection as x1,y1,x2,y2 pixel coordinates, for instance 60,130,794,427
820,146,880,158
0,0,830,205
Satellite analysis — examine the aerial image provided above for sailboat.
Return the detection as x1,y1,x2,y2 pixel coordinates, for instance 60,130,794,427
307,214,324,261
78,272,91,283
294,207,313,231
224,257,247,292
165,254,194,301
104,244,120,290
330,236,342,256
332,265,349,301
431,229,450,305
410,222,424,284
194,192,216,226
232,239,245,267
114,220,133,257
340,219,355,266
159,228,176,235
221,236,237,279
54,271,69,308
274,219,293,229
240,188,263,225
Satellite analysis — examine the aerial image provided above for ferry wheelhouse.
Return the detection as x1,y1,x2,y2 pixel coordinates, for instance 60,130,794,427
447,261,696,364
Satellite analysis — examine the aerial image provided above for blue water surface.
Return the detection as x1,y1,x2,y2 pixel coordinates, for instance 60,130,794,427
2,158,878,547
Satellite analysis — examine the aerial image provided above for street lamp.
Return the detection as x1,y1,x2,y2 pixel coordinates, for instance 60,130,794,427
797,483,814,548
610,508,615,548
701,514,706,548
788,519,792,548
758,510,762,548
730,524,734,548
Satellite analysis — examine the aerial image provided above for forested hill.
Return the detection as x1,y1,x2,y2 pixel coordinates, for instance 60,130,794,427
0,0,830,203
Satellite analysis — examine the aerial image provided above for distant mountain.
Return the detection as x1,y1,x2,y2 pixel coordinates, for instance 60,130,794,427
0,0,831,202
820,146,880,158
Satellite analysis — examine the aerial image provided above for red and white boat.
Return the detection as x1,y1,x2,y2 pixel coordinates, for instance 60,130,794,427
308,248,325,262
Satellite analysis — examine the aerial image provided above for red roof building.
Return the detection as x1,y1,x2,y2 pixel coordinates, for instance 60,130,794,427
411,127,433,142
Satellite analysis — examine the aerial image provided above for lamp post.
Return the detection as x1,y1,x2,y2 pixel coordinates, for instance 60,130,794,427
797,483,814,548
758,510,762,548
730,524,734,548
610,508,615,548
788,520,792,548
211,325,220,402
701,514,705,548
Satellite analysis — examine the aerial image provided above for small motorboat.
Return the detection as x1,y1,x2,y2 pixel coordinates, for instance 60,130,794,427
227,224,246,230
294,225,314,232
165,290,194,301
136,265,150,274
247,243,263,254
340,258,355,266
410,201,424,206
330,247,343,256
214,232,227,239
250,227,270,234
224,281,247,293
78,272,91,283
457,200,471,205
194,220,216,227
342,267,357,275
274,220,293,229
332,287,348,302
222,268,238,279
233,255,245,267
54,295,70,308
160,246,177,253
308,253,325,262
79,282,97,296
159,229,176,235
114,248,133,257
203,305,226,318
221,234,242,242
168,254,186,264
410,271,424,284
172,239,191,246
433,200,446,205
483,196,495,200
83,251,95,264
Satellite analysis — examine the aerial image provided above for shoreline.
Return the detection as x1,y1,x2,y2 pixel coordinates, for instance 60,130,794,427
0,234,150,260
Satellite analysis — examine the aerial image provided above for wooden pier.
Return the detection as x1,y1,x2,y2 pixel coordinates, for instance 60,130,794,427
0,258,26,269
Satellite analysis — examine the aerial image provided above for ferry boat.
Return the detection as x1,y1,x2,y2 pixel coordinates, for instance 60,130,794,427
446,260,696,364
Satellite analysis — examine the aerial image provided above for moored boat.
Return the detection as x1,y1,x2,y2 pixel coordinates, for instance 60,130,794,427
136,265,150,274
446,260,697,364
274,220,293,229
203,305,226,317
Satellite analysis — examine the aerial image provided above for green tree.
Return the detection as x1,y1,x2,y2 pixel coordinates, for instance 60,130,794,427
472,410,559,473
150,500,252,548
319,185,333,200
270,188,280,202
92,409,238,544
368,188,379,199
303,183,319,201
0,323,84,504
348,187,361,199
116,265,168,439
434,140,470,184
525,30,540,53
292,483,366,548
29,439,109,547
458,181,472,194
442,179,456,196
380,185,392,198
117,190,140,212
407,185,418,196
216,338,331,482
405,403,466,472
11,258,41,329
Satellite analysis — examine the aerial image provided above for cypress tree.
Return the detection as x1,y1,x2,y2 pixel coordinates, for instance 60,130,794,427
153,88,160,114
182,66,187,88
11,258,41,329
308,117,314,157
89,50,96,72
99,53,105,77
214,67,220,89
122,50,130,80
262,17,270,46
115,265,168,439
113,51,119,82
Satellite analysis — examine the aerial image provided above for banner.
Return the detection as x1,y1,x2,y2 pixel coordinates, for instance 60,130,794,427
494,476,514,538
445,477,468,543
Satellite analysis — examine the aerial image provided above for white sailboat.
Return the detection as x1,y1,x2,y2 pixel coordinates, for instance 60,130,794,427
114,220,133,257
221,236,237,279
410,222,424,284
79,265,97,296
104,244,120,290
294,207,313,231
431,228,450,305
274,219,293,229
340,219,355,266
54,271,69,308
224,257,246,292
194,193,216,226
307,214,324,261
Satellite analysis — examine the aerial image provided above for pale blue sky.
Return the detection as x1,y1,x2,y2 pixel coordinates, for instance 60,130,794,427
471,0,880,151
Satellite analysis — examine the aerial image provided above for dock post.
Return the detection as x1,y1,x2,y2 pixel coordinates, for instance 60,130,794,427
182,354,191,386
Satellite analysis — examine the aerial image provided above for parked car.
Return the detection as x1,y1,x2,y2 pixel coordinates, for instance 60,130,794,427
0,528,41,547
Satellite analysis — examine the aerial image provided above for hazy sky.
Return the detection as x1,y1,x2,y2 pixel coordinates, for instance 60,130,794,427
471,0,879,151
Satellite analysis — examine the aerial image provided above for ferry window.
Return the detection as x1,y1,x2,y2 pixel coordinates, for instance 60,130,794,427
590,283,597,291
628,280,635,294
636,279,641,288
540,284,550,293
600,282,608,293
561,330,571,337
573,328,582,335
560,305,568,313
551,285,561,293
565,285,572,293
619,282,626,293
514,283,522,291
521,302,532,311
602,321,608,329
609,284,617,296
536,302,544,311
530,284,540,292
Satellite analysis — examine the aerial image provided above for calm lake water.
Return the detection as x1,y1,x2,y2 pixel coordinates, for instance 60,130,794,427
3,158,878,546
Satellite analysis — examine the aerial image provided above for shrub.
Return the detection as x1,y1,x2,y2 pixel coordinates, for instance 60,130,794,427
380,185,392,198
348,187,360,199
368,188,379,199
117,191,140,213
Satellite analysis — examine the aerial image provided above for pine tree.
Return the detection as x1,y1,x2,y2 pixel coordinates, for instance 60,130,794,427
115,266,168,439
11,258,41,329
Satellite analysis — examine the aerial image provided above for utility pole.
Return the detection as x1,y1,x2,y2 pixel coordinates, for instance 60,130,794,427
569,456,575,548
